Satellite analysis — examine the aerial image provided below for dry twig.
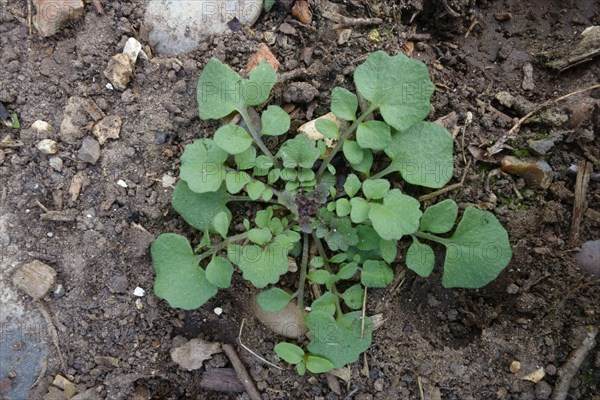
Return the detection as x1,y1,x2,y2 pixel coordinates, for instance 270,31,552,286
418,160,472,202
322,11,382,29
222,344,262,400
569,160,592,246
237,319,284,370
36,301,67,373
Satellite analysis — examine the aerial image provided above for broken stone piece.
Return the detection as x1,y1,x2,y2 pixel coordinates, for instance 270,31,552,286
500,156,553,189
12,260,57,300
170,338,221,371
31,120,55,133
522,63,534,91
78,137,101,164
575,240,600,278
36,139,58,154
92,115,122,145
104,53,134,91
33,0,84,37
527,133,563,155
246,44,280,73
253,296,308,339
60,96,90,145
123,37,143,64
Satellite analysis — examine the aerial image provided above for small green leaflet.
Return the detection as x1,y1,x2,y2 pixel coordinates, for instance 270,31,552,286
248,227,273,245
257,288,292,312
344,174,361,198
385,122,454,189
206,256,234,288
246,181,265,200
151,234,217,310
226,171,252,194
330,87,358,121
214,124,253,155
278,134,320,168
356,121,391,150
235,146,257,170
406,238,435,277
342,140,364,164
350,197,370,224
172,181,231,233
361,260,393,288
274,342,304,364
342,284,364,309
420,199,458,233
354,51,434,131
336,198,351,217
305,355,334,373
362,179,390,200
368,189,422,240
261,105,290,136
315,119,340,140
197,59,277,120
212,211,230,238
179,139,228,193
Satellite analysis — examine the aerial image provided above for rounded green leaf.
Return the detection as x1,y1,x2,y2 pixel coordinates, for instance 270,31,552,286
336,198,351,217
234,146,257,170
337,262,358,280
354,51,434,131
356,121,391,150
361,260,394,288
362,179,390,200
172,180,231,233
278,135,320,169
245,62,278,106
214,124,253,154
349,147,373,174
257,288,292,312
379,239,397,263
212,211,230,238
368,189,422,240
344,174,361,198
197,58,244,120
385,122,454,189
261,105,290,136
420,199,458,234
274,342,305,364
315,119,340,140
296,361,307,375
180,139,228,194
248,227,273,245
441,207,512,288
226,171,252,194
406,238,435,277
307,270,332,284
356,225,380,251
151,233,217,310
331,87,358,121
350,197,370,224
206,256,234,288
342,140,364,164
341,283,364,309
246,181,266,200
305,355,335,373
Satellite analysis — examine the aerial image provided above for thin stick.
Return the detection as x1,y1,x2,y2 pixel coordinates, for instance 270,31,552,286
237,319,284,370
196,232,249,262
297,233,309,311
322,11,382,28
417,376,425,400
222,343,262,400
418,160,471,202
91,0,104,14
27,0,32,35
360,286,367,339
36,301,67,373
551,326,598,400
239,108,279,167
487,83,600,156
569,160,592,246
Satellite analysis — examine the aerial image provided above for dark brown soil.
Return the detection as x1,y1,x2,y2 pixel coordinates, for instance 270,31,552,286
0,0,599,399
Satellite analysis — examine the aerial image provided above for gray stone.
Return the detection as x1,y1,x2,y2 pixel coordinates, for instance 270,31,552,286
49,157,63,172
528,134,563,155
575,240,600,278
534,381,552,399
145,0,262,55
283,82,319,103
78,137,101,165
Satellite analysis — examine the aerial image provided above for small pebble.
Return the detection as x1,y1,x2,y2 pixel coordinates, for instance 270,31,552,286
49,156,63,172
506,283,520,294
575,240,600,278
36,139,58,154
213,307,223,316
77,137,101,164
12,260,57,300
154,131,167,144
283,82,318,104
535,381,552,399
117,179,128,188
509,360,521,374
133,287,145,297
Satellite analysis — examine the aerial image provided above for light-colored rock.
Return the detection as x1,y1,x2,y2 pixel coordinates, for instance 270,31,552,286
103,53,134,91
170,338,221,371
500,156,553,189
60,96,88,145
145,0,262,55
92,115,121,145
37,139,58,154
12,260,57,300
33,0,84,37
77,137,101,164
575,240,600,278
253,296,308,338
31,120,55,133
49,156,63,172
123,37,143,64
0,150,5,166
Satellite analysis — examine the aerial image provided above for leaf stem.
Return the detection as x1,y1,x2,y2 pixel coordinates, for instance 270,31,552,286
369,164,396,180
196,231,249,262
311,232,343,319
413,231,449,246
227,195,278,204
297,233,309,311
316,103,378,179
239,107,280,167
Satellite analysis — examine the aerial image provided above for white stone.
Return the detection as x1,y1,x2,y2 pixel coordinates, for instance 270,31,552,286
213,307,223,316
161,174,177,188
133,287,145,297
106,83,114,90
31,120,54,133
123,37,142,64
117,179,128,188
36,139,58,154
145,0,263,55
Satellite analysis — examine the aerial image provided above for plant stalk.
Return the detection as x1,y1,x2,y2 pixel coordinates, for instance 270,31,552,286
297,233,309,311
369,164,397,180
413,231,449,245
196,231,249,262
312,232,344,318
239,107,280,167
316,103,378,179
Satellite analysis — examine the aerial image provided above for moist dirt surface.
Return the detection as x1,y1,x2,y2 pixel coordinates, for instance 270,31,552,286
1,0,599,399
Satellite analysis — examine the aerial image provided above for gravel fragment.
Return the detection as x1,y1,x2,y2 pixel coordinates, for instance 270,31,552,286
283,82,319,103
77,137,101,164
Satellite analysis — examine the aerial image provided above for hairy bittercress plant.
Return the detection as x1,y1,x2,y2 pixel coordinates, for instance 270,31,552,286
151,51,512,374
